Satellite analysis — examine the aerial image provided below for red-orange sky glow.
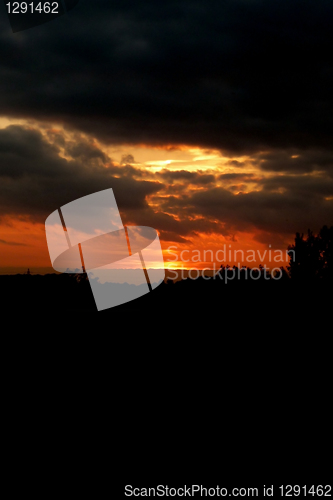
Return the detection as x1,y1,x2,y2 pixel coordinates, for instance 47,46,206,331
0,119,302,274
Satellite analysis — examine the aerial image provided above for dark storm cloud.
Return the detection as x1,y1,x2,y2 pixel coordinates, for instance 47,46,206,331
123,203,225,244
120,154,135,165
0,125,226,243
1,124,331,243
0,125,163,219
158,170,196,181
224,161,246,168
152,168,333,240
253,150,333,174
252,232,292,250
218,173,257,182
65,140,108,163
157,169,215,185
166,184,333,236
1,1,333,245
261,173,333,197
0,238,27,246
0,0,333,157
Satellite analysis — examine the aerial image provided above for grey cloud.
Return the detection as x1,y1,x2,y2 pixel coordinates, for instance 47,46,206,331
1,0,333,243
0,125,60,178
262,174,333,197
158,169,215,185
121,154,135,164
252,232,291,250
0,0,332,158
224,161,246,168
254,150,333,174
0,125,164,220
170,185,333,235
158,170,197,181
122,200,225,244
0,238,27,246
218,173,258,182
66,140,109,163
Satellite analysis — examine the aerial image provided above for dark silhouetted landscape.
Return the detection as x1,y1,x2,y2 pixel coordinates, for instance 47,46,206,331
1,226,331,314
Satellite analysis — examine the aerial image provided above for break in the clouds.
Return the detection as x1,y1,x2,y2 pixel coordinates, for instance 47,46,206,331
0,124,227,243
0,0,333,259
0,0,333,155
0,125,163,219
1,124,332,246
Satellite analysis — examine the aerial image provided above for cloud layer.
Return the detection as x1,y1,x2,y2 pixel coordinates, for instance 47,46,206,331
0,0,332,154
1,0,333,258
0,125,162,219
1,124,332,247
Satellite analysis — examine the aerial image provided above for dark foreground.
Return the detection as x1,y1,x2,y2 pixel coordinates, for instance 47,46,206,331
1,270,331,316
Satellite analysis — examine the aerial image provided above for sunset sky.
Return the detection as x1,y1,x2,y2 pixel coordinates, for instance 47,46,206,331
1,0,333,272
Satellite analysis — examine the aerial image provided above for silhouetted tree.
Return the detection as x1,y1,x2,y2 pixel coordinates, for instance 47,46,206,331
288,225,333,281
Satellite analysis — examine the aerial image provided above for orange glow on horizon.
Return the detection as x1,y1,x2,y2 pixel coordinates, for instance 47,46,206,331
0,217,292,273
0,117,294,274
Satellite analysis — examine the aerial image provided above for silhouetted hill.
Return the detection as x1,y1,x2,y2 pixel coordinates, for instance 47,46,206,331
2,225,331,314
1,266,331,314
